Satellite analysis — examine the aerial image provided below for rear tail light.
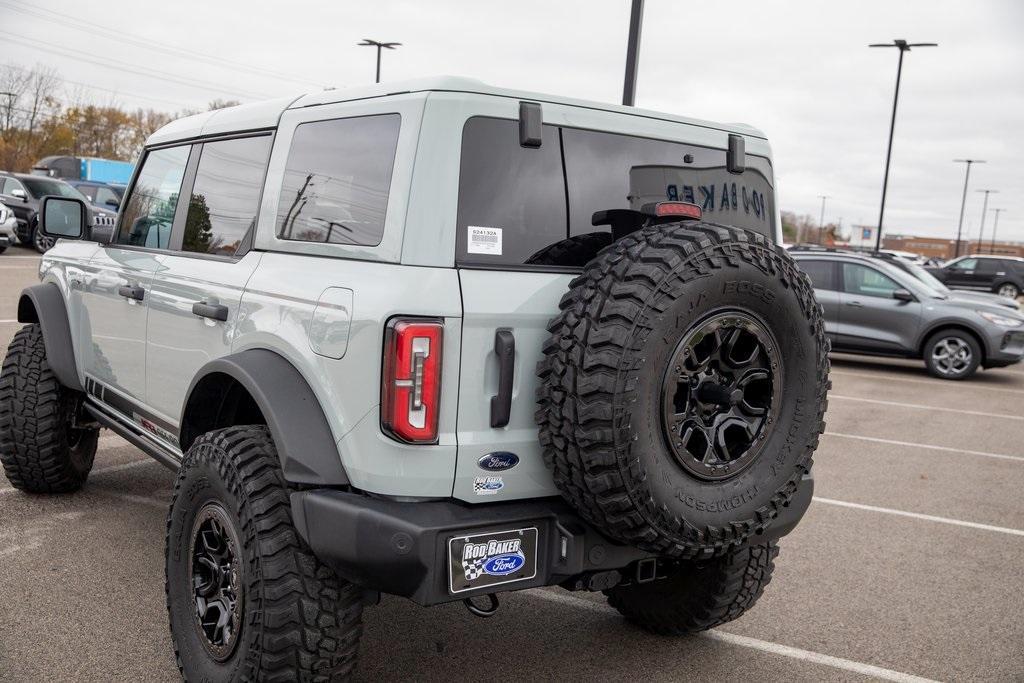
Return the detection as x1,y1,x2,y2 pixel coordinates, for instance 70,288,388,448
651,201,702,220
382,318,443,443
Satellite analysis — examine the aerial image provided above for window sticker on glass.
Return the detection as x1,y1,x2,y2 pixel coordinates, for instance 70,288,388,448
467,226,503,255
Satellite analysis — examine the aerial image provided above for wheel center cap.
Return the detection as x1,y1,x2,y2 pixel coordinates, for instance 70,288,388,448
695,382,735,406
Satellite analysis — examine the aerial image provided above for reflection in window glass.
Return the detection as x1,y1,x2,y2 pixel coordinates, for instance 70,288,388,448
843,263,900,298
277,114,400,246
184,136,271,257
117,145,190,249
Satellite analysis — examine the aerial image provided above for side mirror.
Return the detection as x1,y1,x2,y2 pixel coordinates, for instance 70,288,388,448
40,196,87,240
892,288,915,302
11,188,27,201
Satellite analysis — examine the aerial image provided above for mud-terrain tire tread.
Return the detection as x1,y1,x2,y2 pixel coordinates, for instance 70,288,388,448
606,540,779,634
0,323,96,492
166,425,363,681
526,232,615,268
535,222,830,558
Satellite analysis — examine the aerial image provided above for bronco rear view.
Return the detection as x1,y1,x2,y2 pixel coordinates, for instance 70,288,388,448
1,77,828,680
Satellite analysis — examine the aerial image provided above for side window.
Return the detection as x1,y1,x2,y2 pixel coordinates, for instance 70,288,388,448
277,114,400,246
950,258,977,271
797,259,837,291
94,186,120,207
842,263,900,298
456,117,567,266
975,259,1000,274
183,135,272,257
79,185,98,202
117,145,191,249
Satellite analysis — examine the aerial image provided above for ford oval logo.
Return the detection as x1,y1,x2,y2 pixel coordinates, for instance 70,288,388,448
478,452,519,471
482,553,525,576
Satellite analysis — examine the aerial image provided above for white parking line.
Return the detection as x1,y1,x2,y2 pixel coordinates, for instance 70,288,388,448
99,491,168,509
814,497,1024,537
830,368,1024,396
528,590,939,683
0,319,19,324
824,432,1024,463
830,394,1024,421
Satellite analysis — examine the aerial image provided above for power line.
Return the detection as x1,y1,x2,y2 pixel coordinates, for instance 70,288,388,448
0,0,323,89
4,62,197,109
0,31,274,101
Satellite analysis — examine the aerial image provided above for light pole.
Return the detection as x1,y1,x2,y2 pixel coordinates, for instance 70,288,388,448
622,0,645,106
975,189,998,253
869,39,937,253
952,159,984,257
989,208,1005,254
358,39,401,83
818,195,830,245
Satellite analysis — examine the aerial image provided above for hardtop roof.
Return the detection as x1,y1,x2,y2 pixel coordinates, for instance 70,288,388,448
147,76,767,147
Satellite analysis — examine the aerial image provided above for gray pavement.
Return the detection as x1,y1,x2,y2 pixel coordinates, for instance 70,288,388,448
0,245,1022,681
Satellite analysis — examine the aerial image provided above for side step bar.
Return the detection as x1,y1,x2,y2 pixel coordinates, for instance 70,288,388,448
85,400,181,471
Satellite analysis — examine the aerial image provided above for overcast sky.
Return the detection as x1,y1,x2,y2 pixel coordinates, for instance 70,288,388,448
5,0,1023,242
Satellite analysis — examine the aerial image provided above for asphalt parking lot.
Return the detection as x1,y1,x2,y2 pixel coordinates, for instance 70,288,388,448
0,245,1021,682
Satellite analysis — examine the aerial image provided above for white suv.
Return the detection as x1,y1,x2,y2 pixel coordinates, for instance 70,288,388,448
1,78,828,680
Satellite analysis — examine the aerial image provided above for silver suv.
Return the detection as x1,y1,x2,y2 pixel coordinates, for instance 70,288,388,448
792,249,1024,379
1,78,829,680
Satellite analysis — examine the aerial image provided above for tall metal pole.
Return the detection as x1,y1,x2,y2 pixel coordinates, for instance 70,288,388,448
975,189,997,254
869,40,936,253
989,209,1004,254
375,46,382,83
818,195,829,245
622,0,644,106
953,159,983,257
358,39,401,84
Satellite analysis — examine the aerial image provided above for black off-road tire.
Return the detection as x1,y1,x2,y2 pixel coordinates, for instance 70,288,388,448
166,426,363,681
536,223,829,558
606,540,779,634
0,323,98,492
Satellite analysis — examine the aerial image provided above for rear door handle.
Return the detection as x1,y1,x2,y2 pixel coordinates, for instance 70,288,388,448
192,301,228,322
845,300,864,308
490,328,515,428
117,285,144,301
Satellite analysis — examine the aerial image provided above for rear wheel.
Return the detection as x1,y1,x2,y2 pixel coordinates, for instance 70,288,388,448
31,218,54,253
166,425,363,681
923,329,981,380
0,324,97,493
996,282,1020,299
606,540,779,634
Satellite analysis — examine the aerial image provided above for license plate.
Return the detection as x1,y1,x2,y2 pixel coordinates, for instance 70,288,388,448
448,527,538,594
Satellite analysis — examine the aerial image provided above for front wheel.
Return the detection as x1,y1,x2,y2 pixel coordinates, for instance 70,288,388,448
606,541,779,634
166,425,363,681
923,330,981,380
996,282,1020,299
0,324,98,492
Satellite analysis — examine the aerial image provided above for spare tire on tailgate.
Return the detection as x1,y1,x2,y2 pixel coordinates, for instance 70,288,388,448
536,222,829,559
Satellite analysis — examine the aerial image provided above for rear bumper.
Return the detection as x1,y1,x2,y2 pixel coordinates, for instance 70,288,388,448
291,472,813,606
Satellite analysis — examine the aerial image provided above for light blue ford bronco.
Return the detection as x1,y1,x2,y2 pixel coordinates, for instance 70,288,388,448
1,77,828,680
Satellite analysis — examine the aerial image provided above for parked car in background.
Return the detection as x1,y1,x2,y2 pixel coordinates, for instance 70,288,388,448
65,180,125,211
792,249,1024,379
0,172,117,252
926,255,1024,299
873,251,1020,311
0,203,18,252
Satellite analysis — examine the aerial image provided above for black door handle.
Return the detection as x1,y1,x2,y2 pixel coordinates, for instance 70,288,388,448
490,328,515,428
117,285,144,301
192,301,228,322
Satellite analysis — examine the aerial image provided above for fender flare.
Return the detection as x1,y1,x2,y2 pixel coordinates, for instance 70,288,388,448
17,283,83,392
916,319,990,358
182,349,349,486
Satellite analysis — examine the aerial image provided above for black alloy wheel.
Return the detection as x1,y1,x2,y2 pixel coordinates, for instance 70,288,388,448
661,310,781,481
189,502,244,661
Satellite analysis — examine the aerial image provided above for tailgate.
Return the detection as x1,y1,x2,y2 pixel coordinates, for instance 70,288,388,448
454,269,572,502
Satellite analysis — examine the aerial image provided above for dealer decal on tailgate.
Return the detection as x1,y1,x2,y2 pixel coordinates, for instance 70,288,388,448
448,527,538,594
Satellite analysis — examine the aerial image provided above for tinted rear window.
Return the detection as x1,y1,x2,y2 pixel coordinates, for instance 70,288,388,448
796,259,837,291
456,117,775,269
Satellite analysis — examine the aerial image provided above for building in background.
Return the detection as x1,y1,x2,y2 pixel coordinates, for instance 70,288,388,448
882,234,1024,259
